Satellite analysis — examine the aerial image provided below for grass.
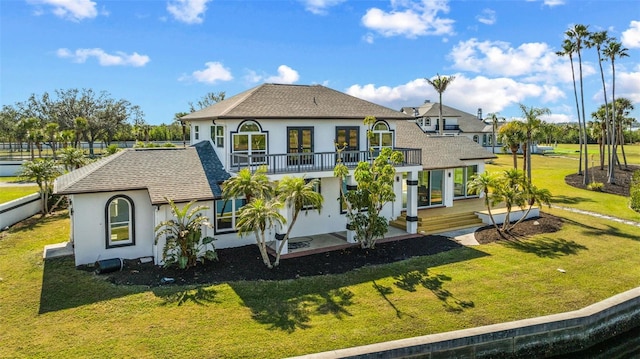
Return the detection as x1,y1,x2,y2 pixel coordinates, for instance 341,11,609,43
0,186,39,204
487,144,640,223
1,147,640,358
2,214,640,357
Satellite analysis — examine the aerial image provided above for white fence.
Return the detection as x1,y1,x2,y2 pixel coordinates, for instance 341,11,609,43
0,193,41,229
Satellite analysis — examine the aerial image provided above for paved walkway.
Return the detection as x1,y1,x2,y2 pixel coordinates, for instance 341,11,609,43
551,205,640,228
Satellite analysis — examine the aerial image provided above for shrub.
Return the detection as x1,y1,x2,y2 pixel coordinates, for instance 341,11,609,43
105,144,120,155
587,182,604,192
630,171,640,213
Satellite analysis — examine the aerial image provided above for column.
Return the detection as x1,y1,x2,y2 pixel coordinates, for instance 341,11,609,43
405,171,419,234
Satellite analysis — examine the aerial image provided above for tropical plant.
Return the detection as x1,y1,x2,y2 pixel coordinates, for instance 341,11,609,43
274,176,324,266
564,24,591,184
58,147,88,171
518,104,550,181
602,39,628,182
586,30,612,172
222,167,273,203
467,171,500,231
18,158,63,215
335,146,403,249
497,121,525,169
425,74,455,136
236,198,286,269
154,199,217,269
105,144,120,155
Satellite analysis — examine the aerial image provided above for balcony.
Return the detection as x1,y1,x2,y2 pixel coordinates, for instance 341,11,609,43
228,148,422,175
434,124,460,131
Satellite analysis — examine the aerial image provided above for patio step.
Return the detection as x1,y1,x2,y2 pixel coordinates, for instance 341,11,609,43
391,211,484,235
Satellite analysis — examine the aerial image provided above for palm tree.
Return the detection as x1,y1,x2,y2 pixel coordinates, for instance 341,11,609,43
18,158,62,215
518,104,551,181
467,172,500,231
589,107,607,169
485,113,504,154
556,39,584,175
236,198,286,269
44,122,60,159
222,167,273,203
565,24,591,185
612,97,634,168
511,183,552,229
602,39,629,183
18,117,40,160
498,121,526,169
586,31,612,172
58,147,88,171
274,177,324,266
426,73,455,136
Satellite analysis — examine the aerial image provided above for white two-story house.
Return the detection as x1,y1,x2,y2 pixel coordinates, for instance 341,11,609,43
54,84,426,266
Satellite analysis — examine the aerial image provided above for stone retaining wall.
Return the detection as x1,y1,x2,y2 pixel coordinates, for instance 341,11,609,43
291,287,640,358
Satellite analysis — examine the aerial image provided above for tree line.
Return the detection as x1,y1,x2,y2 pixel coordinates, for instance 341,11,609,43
0,88,188,159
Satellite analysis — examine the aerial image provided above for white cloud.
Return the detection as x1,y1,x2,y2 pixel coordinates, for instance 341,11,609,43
616,70,640,104
361,0,455,38
267,65,300,84
167,0,211,24
299,0,346,15
28,0,98,21
56,48,150,66
247,65,300,84
543,0,565,6
346,75,548,117
181,62,233,83
476,9,496,25
622,20,640,49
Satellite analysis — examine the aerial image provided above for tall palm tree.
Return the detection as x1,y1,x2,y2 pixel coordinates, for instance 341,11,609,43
556,39,584,175
586,31,612,172
612,97,634,169
602,39,629,183
589,107,607,169
274,177,324,266
565,24,591,185
518,104,551,181
236,198,286,269
426,74,455,136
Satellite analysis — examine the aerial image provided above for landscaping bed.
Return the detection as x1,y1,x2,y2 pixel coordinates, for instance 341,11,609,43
565,165,639,197
99,214,562,287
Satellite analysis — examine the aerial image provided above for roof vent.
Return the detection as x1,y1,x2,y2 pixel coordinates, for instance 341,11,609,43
412,107,419,117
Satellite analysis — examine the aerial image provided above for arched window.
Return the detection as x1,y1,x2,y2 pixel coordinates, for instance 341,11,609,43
370,121,393,153
105,195,135,248
473,135,479,143
232,120,267,165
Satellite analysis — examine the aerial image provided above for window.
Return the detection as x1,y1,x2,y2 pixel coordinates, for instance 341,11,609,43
454,165,479,199
105,195,135,248
232,120,267,165
369,121,393,153
473,135,479,143
215,198,246,233
303,178,321,210
419,117,431,127
211,125,224,148
194,125,200,141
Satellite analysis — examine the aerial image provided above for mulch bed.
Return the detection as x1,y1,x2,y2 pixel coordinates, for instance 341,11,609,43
564,164,639,197
94,215,563,287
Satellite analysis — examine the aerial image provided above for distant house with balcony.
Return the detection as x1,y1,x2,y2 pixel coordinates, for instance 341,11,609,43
401,101,501,153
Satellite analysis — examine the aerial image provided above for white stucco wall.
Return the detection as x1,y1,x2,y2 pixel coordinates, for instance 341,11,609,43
70,190,154,266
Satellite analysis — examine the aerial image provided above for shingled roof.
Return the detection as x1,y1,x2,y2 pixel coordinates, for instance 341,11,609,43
54,142,230,205
181,83,414,121
401,103,492,133
396,120,496,169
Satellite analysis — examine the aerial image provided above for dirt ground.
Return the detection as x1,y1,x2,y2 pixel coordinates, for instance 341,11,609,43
564,164,638,197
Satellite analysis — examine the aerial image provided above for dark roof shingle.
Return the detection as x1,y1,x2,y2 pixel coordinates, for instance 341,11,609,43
181,83,413,121
54,143,230,204
396,120,497,169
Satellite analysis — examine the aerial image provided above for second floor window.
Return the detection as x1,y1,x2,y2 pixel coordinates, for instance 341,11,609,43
211,125,224,147
232,120,267,165
369,121,393,152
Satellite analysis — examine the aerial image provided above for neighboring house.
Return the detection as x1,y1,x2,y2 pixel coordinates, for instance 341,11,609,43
401,102,501,152
54,84,424,266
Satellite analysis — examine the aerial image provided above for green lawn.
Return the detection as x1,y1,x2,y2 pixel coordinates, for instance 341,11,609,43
1,148,640,358
0,186,39,204
487,144,640,223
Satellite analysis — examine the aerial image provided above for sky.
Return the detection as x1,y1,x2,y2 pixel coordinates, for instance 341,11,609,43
1,0,639,126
